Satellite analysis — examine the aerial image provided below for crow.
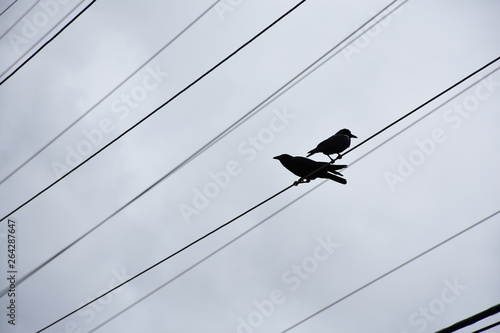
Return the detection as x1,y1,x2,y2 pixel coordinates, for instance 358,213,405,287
307,128,357,161
273,154,347,184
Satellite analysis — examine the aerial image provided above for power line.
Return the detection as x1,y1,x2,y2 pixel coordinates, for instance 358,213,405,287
436,303,500,333
0,0,402,186
36,184,295,332
282,210,500,332
472,320,500,333
0,0,18,17
0,0,40,39
343,55,500,156
0,0,410,297
0,0,96,85
0,0,307,223
85,63,500,329
36,57,499,332
6,58,495,304
0,0,220,186
87,182,325,333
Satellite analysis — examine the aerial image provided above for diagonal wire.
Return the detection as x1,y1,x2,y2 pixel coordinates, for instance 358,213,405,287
37,56,499,332
0,0,220,185
0,0,307,223
86,64,500,331
436,303,500,333
0,0,401,186
343,55,500,156
0,0,18,17
472,320,500,333
37,183,296,333
0,0,408,297
282,210,500,332
0,0,95,85
87,182,324,332
0,0,40,39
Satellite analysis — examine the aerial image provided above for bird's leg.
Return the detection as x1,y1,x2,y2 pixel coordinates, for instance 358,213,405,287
327,155,334,163
294,177,309,186
336,153,342,160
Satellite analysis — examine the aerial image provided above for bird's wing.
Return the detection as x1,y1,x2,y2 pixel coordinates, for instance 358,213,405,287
324,172,347,184
326,164,347,171
318,134,350,154
288,157,325,178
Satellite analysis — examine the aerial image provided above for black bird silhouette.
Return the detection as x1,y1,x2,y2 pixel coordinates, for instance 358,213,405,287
307,128,357,161
274,154,347,184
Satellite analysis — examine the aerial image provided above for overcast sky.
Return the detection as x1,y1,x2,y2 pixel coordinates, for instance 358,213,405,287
0,0,499,332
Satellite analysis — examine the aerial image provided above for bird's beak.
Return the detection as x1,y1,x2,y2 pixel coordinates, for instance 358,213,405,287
273,156,279,159
351,134,358,138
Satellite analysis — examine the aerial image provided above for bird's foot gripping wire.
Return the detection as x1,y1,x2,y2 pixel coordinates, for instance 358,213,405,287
328,154,342,163
294,177,310,186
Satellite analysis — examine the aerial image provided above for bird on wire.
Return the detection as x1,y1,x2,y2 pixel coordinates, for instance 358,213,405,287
307,128,357,161
273,154,347,185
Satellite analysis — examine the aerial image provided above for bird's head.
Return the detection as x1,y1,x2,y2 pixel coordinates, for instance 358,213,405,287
273,154,292,161
337,128,357,138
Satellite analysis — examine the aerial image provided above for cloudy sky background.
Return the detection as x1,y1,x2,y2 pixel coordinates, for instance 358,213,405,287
0,0,499,332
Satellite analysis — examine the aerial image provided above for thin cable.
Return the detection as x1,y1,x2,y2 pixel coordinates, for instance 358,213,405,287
88,182,325,333
1,0,401,185
282,210,500,332
86,63,499,329
0,0,409,297
36,183,295,332
0,0,220,185
472,320,500,333
301,55,500,180
0,0,306,223
0,0,39,39
0,0,17,17
436,303,500,333
37,59,499,331
0,0,95,85
342,55,500,157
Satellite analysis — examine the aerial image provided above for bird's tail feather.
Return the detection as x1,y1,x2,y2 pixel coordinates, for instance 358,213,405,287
327,164,347,171
306,149,316,157
326,173,347,185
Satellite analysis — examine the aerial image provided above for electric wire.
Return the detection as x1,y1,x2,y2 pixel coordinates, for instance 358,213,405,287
37,184,295,333
436,303,500,333
0,0,39,39
87,182,325,333
0,0,220,185
282,210,500,332
0,0,95,85
343,54,500,156
0,0,307,222
0,0,18,17
36,57,499,332
0,0,409,297
472,320,500,333
86,64,500,330
0,0,402,186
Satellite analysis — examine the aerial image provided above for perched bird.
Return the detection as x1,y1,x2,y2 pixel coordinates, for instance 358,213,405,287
274,154,347,184
307,128,357,161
